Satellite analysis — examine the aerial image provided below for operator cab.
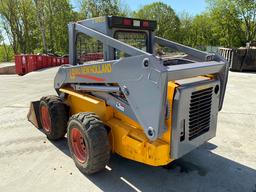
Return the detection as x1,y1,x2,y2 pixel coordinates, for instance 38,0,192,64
73,16,201,66
74,16,156,64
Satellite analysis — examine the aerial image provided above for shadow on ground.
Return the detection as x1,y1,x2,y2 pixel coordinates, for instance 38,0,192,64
49,136,256,192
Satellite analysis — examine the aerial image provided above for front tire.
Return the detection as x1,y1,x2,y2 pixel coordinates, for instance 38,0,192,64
67,112,110,175
39,95,68,140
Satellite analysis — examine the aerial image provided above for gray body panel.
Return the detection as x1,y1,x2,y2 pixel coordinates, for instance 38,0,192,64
171,79,220,159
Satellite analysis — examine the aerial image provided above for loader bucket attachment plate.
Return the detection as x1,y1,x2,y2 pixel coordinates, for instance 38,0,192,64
27,101,42,129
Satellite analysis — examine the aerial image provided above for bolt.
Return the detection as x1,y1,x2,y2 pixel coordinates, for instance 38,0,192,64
147,127,155,138
123,86,129,96
143,58,149,67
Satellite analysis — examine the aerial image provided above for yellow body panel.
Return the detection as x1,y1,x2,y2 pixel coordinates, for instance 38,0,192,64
60,88,113,121
59,82,177,166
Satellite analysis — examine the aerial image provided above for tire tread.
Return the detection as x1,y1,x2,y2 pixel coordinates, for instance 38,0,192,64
40,95,68,140
68,112,110,175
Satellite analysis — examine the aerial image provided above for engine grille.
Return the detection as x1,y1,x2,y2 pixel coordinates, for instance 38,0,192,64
189,87,213,140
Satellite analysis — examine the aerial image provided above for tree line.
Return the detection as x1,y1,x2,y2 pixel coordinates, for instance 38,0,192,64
0,0,255,62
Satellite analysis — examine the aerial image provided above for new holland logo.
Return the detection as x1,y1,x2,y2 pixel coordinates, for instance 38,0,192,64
69,63,112,81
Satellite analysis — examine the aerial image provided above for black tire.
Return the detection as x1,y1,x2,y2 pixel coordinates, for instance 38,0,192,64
39,95,68,140
67,112,110,175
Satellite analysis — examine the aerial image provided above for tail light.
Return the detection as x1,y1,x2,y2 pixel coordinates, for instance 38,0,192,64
142,21,149,28
123,19,132,26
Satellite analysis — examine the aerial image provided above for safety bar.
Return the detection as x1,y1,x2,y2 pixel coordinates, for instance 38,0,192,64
166,61,225,81
155,36,215,61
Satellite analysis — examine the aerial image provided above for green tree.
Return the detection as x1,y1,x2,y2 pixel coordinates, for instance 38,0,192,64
179,12,193,46
133,2,180,41
0,0,76,55
79,0,128,18
0,0,38,54
34,0,47,53
179,12,218,49
192,13,216,47
0,28,13,61
207,0,248,47
44,0,76,54
234,0,256,42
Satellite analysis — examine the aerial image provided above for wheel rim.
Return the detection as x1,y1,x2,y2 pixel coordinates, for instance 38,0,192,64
71,128,87,163
40,105,51,133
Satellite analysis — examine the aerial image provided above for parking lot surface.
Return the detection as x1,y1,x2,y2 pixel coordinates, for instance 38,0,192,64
0,67,256,192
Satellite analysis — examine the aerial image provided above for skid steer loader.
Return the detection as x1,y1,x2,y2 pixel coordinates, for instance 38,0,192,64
28,16,229,174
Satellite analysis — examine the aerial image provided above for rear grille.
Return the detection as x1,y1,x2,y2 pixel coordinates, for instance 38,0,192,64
189,87,213,140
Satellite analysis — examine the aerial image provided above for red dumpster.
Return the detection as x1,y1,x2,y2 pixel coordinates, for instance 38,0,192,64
61,57,65,65
15,55,28,75
81,54,86,62
37,55,43,69
27,55,38,72
85,55,89,61
42,55,49,68
52,57,57,66
48,56,53,67
88,53,92,61
92,53,96,60
64,57,69,64
56,57,61,66
98,52,103,59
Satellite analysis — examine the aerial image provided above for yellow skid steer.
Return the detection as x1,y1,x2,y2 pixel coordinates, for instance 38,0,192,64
28,16,229,174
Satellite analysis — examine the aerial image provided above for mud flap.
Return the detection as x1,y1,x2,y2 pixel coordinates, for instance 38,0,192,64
27,101,42,129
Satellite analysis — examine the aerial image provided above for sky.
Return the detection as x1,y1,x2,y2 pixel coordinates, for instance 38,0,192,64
71,0,207,16
125,0,207,15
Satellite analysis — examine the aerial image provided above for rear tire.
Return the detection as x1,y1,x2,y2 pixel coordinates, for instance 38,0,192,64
67,112,110,175
39,95,68,140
